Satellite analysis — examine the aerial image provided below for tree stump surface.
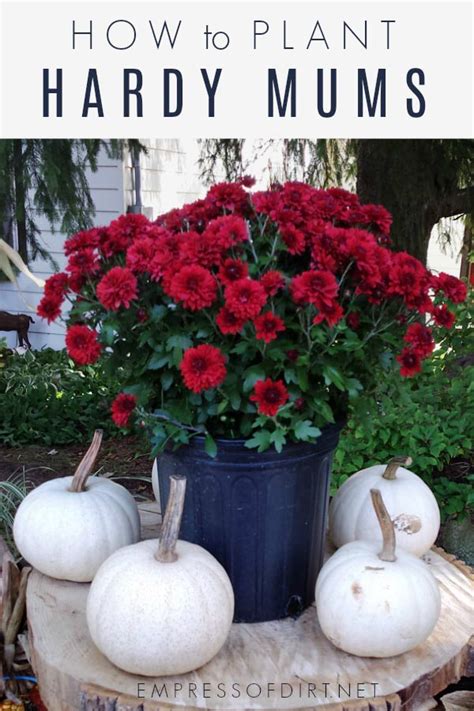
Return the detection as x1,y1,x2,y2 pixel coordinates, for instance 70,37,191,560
27,502,474,711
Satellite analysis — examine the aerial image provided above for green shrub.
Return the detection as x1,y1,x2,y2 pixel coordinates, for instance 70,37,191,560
333,292,474,521
0,348,122,446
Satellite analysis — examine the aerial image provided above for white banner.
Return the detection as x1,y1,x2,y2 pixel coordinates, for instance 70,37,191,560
0,0,472,137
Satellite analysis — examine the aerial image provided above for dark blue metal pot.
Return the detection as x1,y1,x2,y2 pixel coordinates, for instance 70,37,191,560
157,421,343,623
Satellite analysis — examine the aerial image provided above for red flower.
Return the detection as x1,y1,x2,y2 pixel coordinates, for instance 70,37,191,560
218,259,249,286
313,301,344,327
216,307,246,335
65,325,102,365
180,345,227,393
205,182,250,215
101,214,151,258
431,304,456,329
286,349,299,362
96,267,138,311
404,322,434,358
44,272,69,299
149,233,184,281
67,248,100,277
250,379,289,417
168,265,217,311
64,228,100,256
291,270,338,307
254,311,286,343
261,270,285,296
180,230,224,269
346,312,361,330
279,224,307,255
435,273,467,304
225,278,267,319
357,204,392,236
111,393,137,428
204,215,248,249
37,294,62,323
126,237,156,273
396,348,422,377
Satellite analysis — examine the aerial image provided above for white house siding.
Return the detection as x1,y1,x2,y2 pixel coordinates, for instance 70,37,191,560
0,150,125,349
124,139,206,218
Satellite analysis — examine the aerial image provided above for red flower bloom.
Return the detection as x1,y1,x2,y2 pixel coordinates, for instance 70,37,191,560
180,344,227,393
126,237,157,273
37,294,62,323
96,267,138,311
180,231,224,269
43,272,69,299
204,215,248,250
431,304,456,329
294,397,305,411
225,278,267,319
67,248,100,277
65,325,102,365
101,213,151,258
435,273,467,304
346,312,361,330
254,311,286,343
250,379,289,417
279,224,307,255
168,265,217,311
205,182,250,215
286,349,299,362
111,393,137,428
149,233,184,281
261,270,285,296
216,307,246,335
218,259,249,286
64,228,100,256
404,322,434,358
291,270,339,307
396,348,422,377
313,300,344,327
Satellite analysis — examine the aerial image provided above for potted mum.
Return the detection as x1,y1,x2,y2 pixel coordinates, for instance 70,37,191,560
39,179,466,622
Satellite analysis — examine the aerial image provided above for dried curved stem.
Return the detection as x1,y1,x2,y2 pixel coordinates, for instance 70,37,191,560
69,430,103,492
383,455,413,480
155,475,187,563
370,488,396,562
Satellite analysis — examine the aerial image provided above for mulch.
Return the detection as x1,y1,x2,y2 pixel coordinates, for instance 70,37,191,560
0,436,154,499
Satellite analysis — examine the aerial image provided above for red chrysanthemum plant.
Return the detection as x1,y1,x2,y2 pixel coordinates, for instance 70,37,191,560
39,181,468,455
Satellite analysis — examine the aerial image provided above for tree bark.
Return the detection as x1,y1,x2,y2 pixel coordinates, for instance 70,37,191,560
356,140,473,264
12,140,28,263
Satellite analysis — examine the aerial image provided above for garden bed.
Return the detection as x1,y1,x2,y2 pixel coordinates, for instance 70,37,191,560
0,436,153,499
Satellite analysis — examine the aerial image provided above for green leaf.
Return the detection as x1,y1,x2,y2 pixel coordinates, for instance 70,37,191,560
245,429,272,452
161,372,174,391
294,419,321,441
166,335,193,351
243,365,266,393
150,305,167,321
297,368,309,392
323,365,346,391
147,353,169,370
204,433,218,458
270,428,287,453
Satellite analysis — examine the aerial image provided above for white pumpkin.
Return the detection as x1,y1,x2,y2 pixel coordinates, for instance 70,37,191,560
13,430,140,582
317,489,441,658
87,474,234,676
329,456,440,556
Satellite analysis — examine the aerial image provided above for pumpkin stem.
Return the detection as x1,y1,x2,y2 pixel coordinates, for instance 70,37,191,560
383,455,413,480
69,430,103,492
155,475,187,563
370,489,397,562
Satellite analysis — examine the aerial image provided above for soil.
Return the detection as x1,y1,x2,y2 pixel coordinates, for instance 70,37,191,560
0,436,154,499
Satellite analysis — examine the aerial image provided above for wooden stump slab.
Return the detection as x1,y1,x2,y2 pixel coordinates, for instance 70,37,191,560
27,503,474,711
